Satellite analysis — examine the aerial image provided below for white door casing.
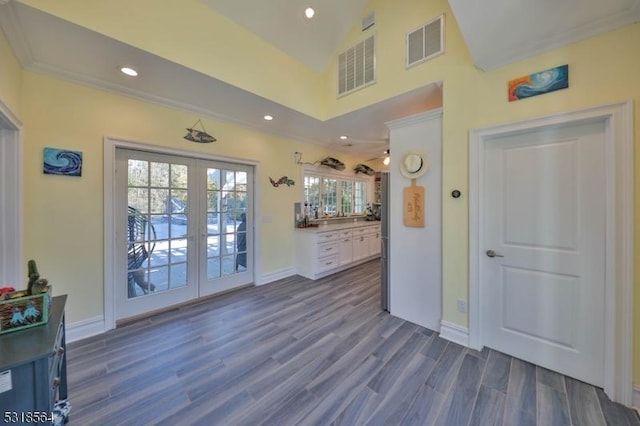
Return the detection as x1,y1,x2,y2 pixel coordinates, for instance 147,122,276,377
469,101,634,406
104,137,260,329
0,98,23,287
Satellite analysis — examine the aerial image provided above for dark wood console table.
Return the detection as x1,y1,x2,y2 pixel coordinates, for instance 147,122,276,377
0,295,68,424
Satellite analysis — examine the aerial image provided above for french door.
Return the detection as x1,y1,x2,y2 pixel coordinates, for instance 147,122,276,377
115,149,253,320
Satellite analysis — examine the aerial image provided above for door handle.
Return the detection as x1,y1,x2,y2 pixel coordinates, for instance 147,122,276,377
486,250,504,258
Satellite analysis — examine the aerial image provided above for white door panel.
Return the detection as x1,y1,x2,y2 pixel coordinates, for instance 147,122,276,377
482,120,605,386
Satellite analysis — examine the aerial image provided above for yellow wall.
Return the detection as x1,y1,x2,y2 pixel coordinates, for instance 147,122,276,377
8,0,640,387
19,71,358,324
0,26,22,115
328,0,640,385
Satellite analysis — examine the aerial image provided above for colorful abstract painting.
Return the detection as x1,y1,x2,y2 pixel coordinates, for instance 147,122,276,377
508,65,569,102
43,147,83,177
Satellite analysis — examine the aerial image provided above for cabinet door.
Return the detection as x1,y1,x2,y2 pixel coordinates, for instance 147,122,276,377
318,241,338,259
339,237,353,265
369,230,381,256
353,234,370,261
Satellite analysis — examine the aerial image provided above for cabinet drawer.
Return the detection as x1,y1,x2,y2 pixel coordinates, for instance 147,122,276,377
318,241,338,258
353,227,368,236
367,225,381,236
339,229,352,238
317,232,338,243
316,254,339,272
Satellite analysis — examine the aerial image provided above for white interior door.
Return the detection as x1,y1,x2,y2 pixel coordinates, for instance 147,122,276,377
115,150,253,320
481,120,606,387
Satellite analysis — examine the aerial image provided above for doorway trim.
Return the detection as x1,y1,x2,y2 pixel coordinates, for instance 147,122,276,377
103,136,261,331
0,98,23,287
469,100,634,405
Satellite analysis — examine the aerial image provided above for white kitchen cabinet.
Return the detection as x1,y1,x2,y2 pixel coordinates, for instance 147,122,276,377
295,222,380,280
368,225,381,256
352,232,370,262
338,229,353,266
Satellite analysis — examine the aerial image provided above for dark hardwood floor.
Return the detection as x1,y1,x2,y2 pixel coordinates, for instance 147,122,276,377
66,260,639,425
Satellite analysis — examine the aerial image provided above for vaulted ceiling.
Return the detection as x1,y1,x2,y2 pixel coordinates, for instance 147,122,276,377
1,0,638,162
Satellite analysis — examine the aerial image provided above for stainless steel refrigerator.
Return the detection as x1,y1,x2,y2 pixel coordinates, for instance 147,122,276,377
380,172,390,312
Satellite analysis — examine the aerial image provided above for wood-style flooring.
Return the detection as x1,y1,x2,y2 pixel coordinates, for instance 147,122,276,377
66,260,639,425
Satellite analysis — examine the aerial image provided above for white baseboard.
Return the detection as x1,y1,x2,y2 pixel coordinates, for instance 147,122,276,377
633,385,640,415
257,268,296,286
439,320,470,347
66,316,105,343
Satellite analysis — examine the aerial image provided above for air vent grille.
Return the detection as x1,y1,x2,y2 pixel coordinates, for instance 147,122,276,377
406,14,444,68
362,11,375,31
338,35,375,97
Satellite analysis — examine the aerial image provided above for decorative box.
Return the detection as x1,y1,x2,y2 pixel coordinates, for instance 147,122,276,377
0,288,51,335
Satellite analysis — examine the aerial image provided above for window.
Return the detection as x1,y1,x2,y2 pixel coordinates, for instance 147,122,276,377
302,167,371,218
322,178,338,215
303,175,321,214
341,181,353,215
354,181,367,214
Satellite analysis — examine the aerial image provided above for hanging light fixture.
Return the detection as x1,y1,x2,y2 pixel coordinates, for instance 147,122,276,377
383,149,390,166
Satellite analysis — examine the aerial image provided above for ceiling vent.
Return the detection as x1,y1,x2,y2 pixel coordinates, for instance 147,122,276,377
362,11,375,32
406,14,444,68
337,35,376,97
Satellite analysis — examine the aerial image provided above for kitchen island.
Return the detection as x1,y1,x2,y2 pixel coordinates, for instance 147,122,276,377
295,221,381,280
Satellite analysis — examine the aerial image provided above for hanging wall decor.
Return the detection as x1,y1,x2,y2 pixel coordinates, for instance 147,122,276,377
184,119,216,143
354,163,376,176
400,152,427,227
508,64,569,102
43,147,83,177
269,176,295,187
319,156,345,171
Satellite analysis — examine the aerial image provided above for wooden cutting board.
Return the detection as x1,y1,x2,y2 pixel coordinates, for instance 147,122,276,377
403,179,425,227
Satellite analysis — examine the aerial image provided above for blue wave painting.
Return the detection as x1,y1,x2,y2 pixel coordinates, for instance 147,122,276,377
43,147,83,176
509,65,569,102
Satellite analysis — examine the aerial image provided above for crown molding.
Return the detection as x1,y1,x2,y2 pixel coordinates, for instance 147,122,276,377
475,3,640,70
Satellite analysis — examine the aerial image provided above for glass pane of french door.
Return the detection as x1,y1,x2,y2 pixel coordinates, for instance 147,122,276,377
127,158,189,297
200,162,252,297
116,149,197,320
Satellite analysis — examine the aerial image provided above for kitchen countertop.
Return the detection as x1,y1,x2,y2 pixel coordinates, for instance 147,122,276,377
295,220,380,233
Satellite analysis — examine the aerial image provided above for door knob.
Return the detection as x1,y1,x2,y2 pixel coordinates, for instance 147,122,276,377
486,250,504,258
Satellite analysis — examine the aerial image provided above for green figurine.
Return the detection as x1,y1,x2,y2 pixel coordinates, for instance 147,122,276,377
26,259,48,295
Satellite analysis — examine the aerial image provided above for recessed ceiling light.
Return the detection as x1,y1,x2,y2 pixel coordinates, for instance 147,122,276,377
305,7,315,19
340,135,348,140
120,67,138,77
263,115,273,121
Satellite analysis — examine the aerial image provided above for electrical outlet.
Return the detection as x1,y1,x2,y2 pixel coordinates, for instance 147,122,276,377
457,299,467,313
